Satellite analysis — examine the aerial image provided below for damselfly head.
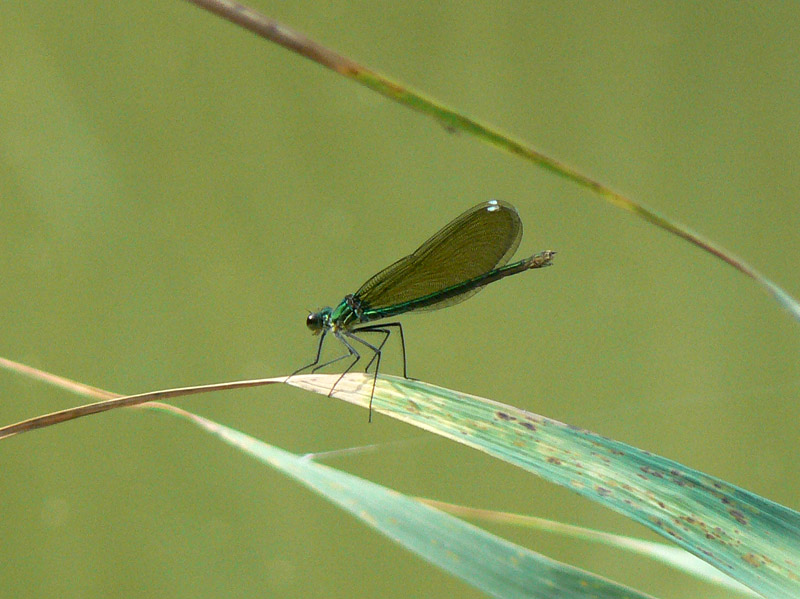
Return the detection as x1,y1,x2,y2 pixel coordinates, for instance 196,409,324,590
306,310,328,335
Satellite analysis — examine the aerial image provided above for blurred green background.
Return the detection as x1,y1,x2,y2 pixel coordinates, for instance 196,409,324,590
2,2,799,597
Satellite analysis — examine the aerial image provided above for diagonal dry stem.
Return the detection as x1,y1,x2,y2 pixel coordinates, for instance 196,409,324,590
182,0,800,322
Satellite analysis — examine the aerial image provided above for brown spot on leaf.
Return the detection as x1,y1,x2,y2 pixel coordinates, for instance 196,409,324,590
729,510,748,526
742,553,763,567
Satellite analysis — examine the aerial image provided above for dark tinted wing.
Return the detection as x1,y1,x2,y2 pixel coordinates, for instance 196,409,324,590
355,200,522,312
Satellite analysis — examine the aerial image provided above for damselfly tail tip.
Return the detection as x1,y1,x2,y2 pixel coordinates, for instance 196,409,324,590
527,250,556,269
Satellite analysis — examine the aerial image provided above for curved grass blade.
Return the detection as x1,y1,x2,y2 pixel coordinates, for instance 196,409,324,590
151,402,658,599
287,373,800,599
0,356,279,439
183,0,800,323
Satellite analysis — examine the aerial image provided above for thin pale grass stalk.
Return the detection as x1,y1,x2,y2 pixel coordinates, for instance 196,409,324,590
418,498,757,596
0,356,279,439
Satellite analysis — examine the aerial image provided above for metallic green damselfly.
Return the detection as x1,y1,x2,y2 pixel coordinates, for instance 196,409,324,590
292,200,555,418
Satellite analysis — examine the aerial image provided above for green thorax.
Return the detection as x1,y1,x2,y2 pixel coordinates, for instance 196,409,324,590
330,294,368,330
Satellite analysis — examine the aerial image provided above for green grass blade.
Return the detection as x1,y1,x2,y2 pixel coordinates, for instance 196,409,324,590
151,403,657,599
288,373,800,599
183,0,800,324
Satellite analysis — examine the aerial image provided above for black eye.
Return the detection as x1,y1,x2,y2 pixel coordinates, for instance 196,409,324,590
306,312,322,331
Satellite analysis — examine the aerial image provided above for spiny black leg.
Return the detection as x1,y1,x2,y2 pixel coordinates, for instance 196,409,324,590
287,330,328,381
345,332,387,422
367,348,381,423
358,329,393,423
385,323,408,378
345,327,389,375
310,351,351,373
361,329,391,374
329,334,361,398
353,322,409,378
